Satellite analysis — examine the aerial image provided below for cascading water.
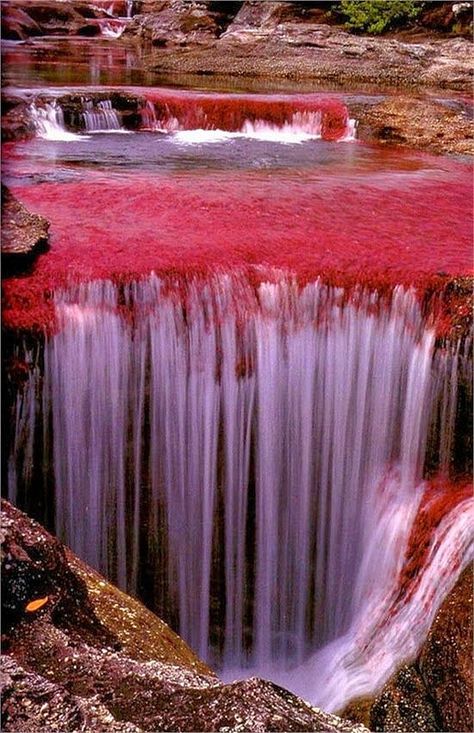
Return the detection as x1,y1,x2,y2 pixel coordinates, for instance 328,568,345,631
139,91,356,141
82,99,122,131
7,272,472,709
28,101,84,141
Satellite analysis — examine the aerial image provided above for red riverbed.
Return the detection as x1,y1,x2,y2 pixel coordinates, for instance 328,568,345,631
3,162,473,333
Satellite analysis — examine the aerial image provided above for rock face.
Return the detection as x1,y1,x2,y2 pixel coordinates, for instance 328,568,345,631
131,0,220,45
124,0,473,90
1,0,113,40
1,501,369,732
419,564,473,733
1,187,49,273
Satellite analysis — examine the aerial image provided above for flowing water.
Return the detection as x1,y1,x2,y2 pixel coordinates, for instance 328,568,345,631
3,32,473,713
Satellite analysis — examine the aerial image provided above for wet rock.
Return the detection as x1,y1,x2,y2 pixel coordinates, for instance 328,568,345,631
1,501,369,732
222,1,294,38
370,665,440,732
343,565,473,732
419,564,473,732
354,96,474,156
1,187,50,274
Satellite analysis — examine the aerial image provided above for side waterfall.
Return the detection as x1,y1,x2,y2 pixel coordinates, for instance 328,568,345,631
7,273,472,709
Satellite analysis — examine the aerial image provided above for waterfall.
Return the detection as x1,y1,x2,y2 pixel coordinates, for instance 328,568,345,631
82,99,122,132
28,101,85,141
142,91,356,142
6,272,472,708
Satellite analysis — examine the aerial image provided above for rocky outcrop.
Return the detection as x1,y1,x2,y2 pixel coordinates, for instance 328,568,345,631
1,187,49,273
354,96,474,156
124,1,473,90
342,565,473,732
130,1,220,45
1,501,369,732
419,564,473,733
1,1,113,40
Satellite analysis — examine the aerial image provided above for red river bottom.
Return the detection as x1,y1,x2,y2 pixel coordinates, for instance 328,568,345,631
3,165,473,332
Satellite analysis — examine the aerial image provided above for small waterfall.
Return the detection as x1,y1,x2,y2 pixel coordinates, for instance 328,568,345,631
140,99,159,130
7,272,471,707
142,92,356,142
98,19,127,38
126,0,133,19
82,99,122,132
28,101,84,141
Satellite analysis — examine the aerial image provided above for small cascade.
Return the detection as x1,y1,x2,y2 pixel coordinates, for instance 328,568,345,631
82,99,122,132
98,19,127,38
28,101,84,141
126,0,133,19
143,91,356,142
140,99,159,130
7,272,471,710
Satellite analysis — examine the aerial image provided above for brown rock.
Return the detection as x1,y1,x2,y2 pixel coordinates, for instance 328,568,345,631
130,0,220,46
370,665,440,732
1,501,369,732
1,187,49,272
354,96,474,156
419,564,473,732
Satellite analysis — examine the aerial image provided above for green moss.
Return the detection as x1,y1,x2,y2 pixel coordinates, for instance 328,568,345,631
338,0,424,34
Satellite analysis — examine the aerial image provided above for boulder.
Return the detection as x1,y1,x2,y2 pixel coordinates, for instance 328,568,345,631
1,1,109,38
419,564,473,733
1,501,369,732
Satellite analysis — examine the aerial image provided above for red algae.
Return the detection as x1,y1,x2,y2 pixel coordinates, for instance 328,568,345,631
395,478,472,608
2,163,472,334
141,90,349,140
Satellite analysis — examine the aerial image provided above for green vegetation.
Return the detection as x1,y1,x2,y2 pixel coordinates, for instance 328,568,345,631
338,0,424,34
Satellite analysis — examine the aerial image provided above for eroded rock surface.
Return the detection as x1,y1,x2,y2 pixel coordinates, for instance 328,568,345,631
2,0,111,39
1,501,369,732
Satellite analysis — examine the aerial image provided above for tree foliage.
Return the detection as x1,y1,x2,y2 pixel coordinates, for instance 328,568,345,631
339,0,424,34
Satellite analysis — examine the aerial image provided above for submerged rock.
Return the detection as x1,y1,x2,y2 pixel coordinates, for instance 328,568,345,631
1,501,368,732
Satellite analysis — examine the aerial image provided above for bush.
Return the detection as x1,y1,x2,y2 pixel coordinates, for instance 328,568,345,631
338,0,424,34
